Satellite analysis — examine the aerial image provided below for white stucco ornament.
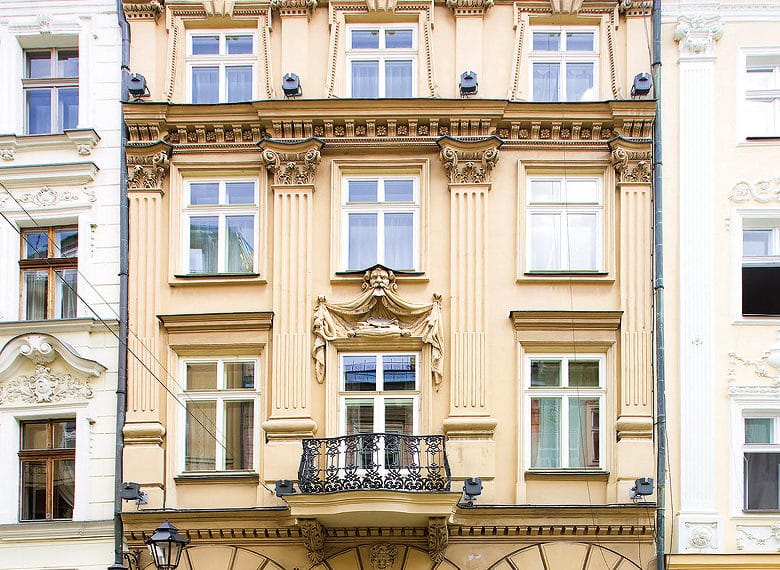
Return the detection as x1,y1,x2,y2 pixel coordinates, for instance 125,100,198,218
766,330,780,384
673,15,723,56
0,364,92,405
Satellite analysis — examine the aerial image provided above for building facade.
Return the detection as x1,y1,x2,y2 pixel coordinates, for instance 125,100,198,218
0,1,123,570
120,0,657,568
663,1,780,569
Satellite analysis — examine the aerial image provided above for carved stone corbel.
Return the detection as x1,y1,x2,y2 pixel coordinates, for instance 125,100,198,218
438,136,501,184
446,0,493,16
609,138,652,184
299,519,325,564
428,516,448,563
270,0,317,18
673,15,723,56
260,138,323,186
126,141,172,191
549,0,584,14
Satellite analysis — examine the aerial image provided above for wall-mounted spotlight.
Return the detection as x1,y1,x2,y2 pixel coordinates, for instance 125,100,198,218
630,477,654,500
631,72,652,97
459,70,478,96
275,480,296,497
462,476,483,506
282,73,302,98
120,481,148,505
127,73,150,99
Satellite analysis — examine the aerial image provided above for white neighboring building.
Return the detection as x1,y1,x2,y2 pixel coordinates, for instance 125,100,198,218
0,2,121,570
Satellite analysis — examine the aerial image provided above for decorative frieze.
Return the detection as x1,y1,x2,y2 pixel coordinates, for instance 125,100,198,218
438,136,501,184
260,139,323,186
446,0,493,16
271,0,317,17
126,143,172,190
736,523,780,552
730,176,780,203
428,517,448,563
299,519,325,564
674,15,724,56
0,365,92,405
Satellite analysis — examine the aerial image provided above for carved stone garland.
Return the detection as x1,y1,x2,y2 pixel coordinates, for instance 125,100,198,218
299,519,325,564
312,265,444,385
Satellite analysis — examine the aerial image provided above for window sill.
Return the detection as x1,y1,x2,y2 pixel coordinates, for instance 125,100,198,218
171,273,266,286
333,270,428,283
519,272,613,284
733,316,780,326
524,470,609,482
174,472,259,485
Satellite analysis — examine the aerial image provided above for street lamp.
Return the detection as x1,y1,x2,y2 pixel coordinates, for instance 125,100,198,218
145,520,189,570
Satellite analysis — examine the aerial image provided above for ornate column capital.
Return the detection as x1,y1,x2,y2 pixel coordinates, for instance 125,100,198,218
126,142,172,191
270,0,317,17
446,0,493,16
260,138,323,186
609,138,652,184
674,15,723,57
437,136,501,184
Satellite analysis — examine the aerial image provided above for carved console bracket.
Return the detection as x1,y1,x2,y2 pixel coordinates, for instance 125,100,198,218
299,518,325,564
438,136,501,184
428,516,448,563
271,0,317,18
446,0,493,16
312,265,444,384
260,138,323,186
126,141,173,191
609,137,652,184
673,15,723,57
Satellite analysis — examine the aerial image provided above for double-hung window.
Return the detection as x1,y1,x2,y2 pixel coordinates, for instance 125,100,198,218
347,25,416,98
19,419,76,521
743,415,780,511
24,48,78,134
530,27,597,102
188,32,255,103
743,54,780,138
182,359,258,472
20,226,78,320
742,221,780,315
342,176,419,271
526,176,602,272
184,180,257,275
526,356,604,470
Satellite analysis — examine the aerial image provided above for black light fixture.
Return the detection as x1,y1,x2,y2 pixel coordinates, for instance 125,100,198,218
282,73,302,97
459,70,478,96
146,520,190,570
127,73,150,99
631,72,652,97
630,477,654,500
462,476,483,506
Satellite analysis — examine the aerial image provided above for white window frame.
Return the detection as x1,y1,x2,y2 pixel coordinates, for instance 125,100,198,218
523,354,606,471
525,175,603,273
23,47,79,134
179,357,260,473
528,26,599,103
742,413,780,512
186,30,257,104
182,179,259,275
740,49,780,140
737,215,780,318
340,175,420,271
346,24,417,98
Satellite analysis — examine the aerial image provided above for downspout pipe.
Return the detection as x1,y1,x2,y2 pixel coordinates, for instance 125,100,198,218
651,0,666,569
109,0,130,568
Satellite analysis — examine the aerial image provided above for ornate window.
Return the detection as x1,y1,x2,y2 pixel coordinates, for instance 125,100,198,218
24,48,78,134
346,25,416,98
743,414,780,511
187,31,255,103
742,220,780,316
19,226,78,320
19,418,76,521
529,27,598,102
743,53,780,139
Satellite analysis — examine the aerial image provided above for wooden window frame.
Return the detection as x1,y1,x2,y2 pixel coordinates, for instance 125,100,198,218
19,225,78,320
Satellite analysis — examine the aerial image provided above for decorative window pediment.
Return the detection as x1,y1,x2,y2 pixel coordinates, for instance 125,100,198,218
312,265,443,384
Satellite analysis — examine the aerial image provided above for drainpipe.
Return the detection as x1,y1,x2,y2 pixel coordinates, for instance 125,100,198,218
651,0,666,569
109,0,130,568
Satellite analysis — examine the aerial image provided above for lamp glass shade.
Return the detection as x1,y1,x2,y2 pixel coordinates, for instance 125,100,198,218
145,520,189,570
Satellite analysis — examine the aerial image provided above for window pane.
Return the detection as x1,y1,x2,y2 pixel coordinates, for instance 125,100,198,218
344,355,377,391
53,459,75,519
565,179,599,203
533,32,560,51
566,32,594,51
225,401,254,470
746,418,774,444
529,213,561,270
27,89,52,134
566,62,594,102
22,423,48,450
192,67,219,103
348,213,377,270
189,182,219,205
189,216,218,273
531,360,561,387
27,52,52,78
226,182,255,204
226,215,255,273
185,401,217,471
529,180,562,203
191,35,219,55
384,213,414,269
348,180,378,202
226,35,253,54
351,61,379,98
23,230,49,259
186,362,217,390
746,67,774,91
385,60,413,97
55,229,78,258
57,51,79,77
383,355,416,391
54,269,78,319
533,63,559,102
744,230,772,257
351,29,380,49
58,88,78,131
23,270,48,320
569,398,599,468
385,29,413,49
345,399,374,433
567,213,598,270
226,66,252,102
53,420,77,449
744,99,774,137
569,360,599,387
743,266,780,315
225,362,255,389
745,452,780,510
531,398,561,468
385,399,414,434
384,180,414,202
21,461,47,520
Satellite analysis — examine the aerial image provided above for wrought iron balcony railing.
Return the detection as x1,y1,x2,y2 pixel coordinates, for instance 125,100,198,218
297,433,451,493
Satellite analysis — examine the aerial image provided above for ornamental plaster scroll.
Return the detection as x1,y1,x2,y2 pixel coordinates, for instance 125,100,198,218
438,136,501,184
728,351,775,384
673,15,724,57
730,177,780,203
259,138,324,186
428,516,448,563
299,519,325,564
126,142,173,191
369,544,398,570
736,523,780,552
446,0,493,16
312,265,444,385
270,0,317,18
0,365,93,405
683,521,718,552
609,138,652,183
15,185,97,207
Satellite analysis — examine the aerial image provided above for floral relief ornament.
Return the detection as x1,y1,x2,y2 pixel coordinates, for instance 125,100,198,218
729,177,780,203
0,364,93,405
18,185,79,207
369,544,398,570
